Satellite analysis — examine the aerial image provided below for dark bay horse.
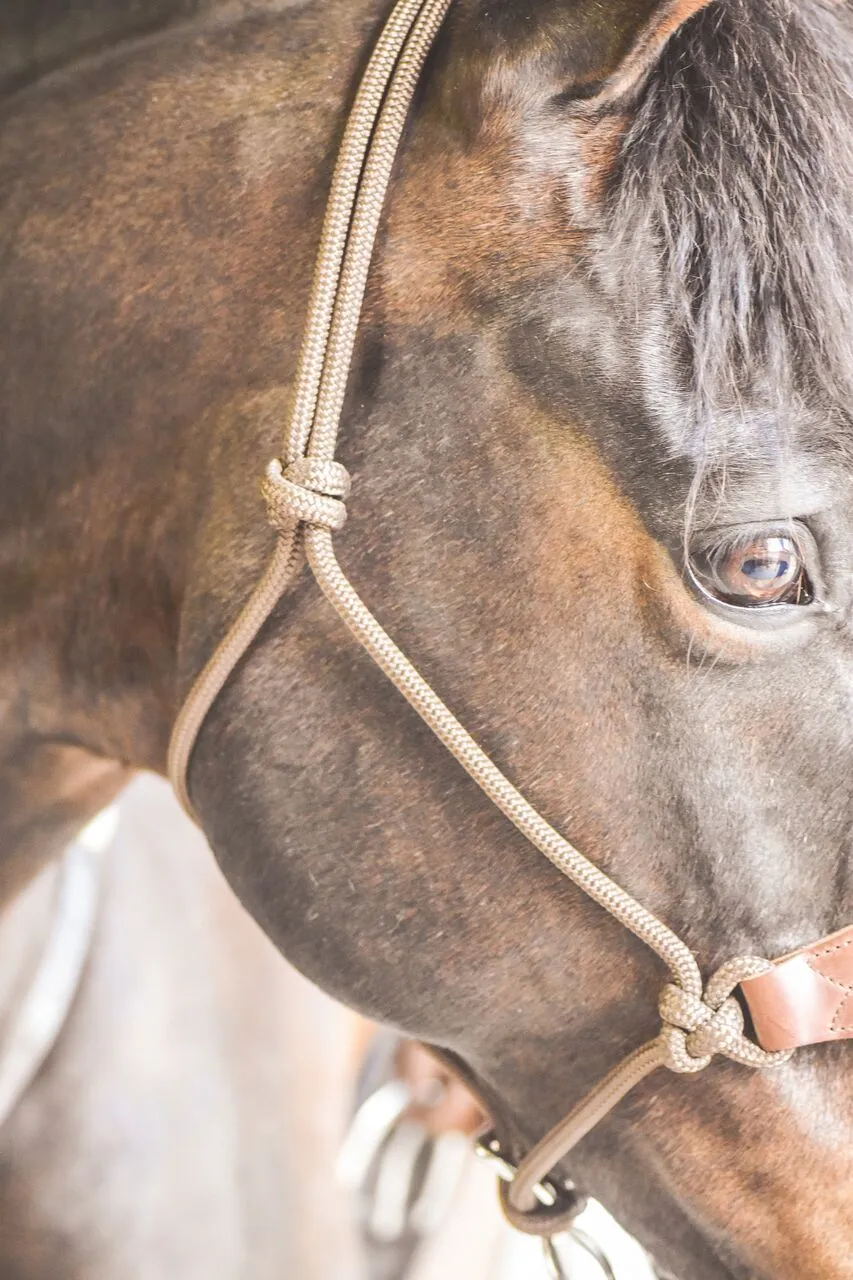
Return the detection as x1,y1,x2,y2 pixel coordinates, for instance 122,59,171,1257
4,0,853,1275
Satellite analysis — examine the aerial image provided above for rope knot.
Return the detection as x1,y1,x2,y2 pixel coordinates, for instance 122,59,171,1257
659,984,744,1072
658,956,795,1075
262,457,351,533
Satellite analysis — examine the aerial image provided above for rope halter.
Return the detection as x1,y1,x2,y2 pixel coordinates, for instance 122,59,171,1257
659,956,791,1074
262,458,352,534
167,0,802,1247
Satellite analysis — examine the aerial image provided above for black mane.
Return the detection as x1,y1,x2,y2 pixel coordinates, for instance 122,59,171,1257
601,0,853,467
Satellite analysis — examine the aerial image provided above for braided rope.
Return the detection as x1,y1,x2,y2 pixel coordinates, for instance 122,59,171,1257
262,459,351,532
168,0,795,1233
167,0,439,806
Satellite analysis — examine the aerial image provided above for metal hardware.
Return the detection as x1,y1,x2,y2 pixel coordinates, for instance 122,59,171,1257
338,1076,470,1246
0,807,115,1131
543,1230,619,1280
336,1079,411,1190
474,1130,561,1207
476,1130,626,1278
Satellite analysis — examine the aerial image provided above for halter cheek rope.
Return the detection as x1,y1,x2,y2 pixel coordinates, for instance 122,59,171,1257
169,0,799,1235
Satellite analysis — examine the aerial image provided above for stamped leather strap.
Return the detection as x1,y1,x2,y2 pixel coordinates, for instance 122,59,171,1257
740,923,853,1052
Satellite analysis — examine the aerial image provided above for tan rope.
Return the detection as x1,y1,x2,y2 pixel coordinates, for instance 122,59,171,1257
168,0,436,809
502,954,790,1233
303,524,702,993
168,527,304,816
500,1039,667,1233
287,0,441,456
168,0,794,1234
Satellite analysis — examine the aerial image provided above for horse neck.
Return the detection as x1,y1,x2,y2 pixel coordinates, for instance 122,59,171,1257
0,0,389,889
0,0,254,98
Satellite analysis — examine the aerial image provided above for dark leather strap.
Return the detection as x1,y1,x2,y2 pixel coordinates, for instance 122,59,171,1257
741,923,853,1052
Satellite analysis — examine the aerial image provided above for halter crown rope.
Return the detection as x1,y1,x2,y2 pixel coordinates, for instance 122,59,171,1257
168,0,844,1234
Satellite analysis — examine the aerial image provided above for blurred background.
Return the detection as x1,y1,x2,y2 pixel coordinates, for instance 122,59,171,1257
0,774,653,1279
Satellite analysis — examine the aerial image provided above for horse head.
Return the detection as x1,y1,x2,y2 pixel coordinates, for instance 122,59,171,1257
5,0,853,1274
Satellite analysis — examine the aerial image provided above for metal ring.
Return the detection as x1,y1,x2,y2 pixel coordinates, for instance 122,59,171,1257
473,1130,560,1207
475,1130,587,1237
543,1229,619,1280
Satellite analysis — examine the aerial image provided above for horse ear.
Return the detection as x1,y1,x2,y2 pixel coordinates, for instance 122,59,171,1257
582,0,712,101
474,0,712,104
451,0,712,117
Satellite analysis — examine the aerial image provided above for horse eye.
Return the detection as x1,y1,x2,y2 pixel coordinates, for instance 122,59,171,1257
690,531,814,608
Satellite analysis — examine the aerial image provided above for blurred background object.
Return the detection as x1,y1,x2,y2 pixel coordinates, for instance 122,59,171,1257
0,775,362,1279
0,774,655,1278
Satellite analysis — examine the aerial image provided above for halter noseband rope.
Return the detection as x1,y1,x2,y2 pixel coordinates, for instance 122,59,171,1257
168,0,810,1236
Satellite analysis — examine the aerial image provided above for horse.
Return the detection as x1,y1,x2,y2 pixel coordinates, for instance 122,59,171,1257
4,0,853,1273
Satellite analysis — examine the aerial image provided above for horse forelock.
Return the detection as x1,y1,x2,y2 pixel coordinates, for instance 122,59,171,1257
595,0,853,477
